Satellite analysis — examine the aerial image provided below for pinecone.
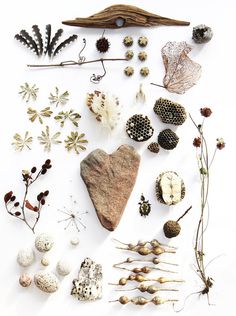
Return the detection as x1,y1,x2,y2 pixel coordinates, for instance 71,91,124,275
147,142,160,153
154,98,187,125
126,114,154,142
96,37,110,53
158,129,179,150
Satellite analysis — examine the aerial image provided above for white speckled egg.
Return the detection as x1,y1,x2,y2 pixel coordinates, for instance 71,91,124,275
35,233,54,252
34,271,59,293
17,248,35,267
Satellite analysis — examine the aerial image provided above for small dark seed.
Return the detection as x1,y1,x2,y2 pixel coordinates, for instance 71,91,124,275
37,193,44,201
41,199,45,205
31,167,37,173
44,190,49,196
46,164,52,169
14,202,20,207
45,159,51,165
41,169,47,175
10,196,16,202
15,211,21,216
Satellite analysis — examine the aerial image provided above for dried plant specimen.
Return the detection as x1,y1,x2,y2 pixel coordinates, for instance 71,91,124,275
64,132,88,154
86,90,121,130
19,83,39,102
49,87,69,106
12,132,33,151
110,296,178,306
27,107,53,124
38,126,61,152
160,41,201,94
54,109,81,127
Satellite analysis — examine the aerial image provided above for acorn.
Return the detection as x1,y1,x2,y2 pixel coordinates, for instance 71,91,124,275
163,206,192,238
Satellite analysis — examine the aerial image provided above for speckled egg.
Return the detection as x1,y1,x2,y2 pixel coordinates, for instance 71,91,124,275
34,271,59,293
17,248,35,267
35,233,54,252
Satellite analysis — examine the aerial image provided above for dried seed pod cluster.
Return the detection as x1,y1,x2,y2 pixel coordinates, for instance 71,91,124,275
126,114,154,142
156,171,185,205
110,239,182,306
154,98,187,125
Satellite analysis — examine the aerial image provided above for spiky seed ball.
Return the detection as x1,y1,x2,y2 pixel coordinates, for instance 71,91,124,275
158,129,179,150
138,51,147,61
96,37,110,53
140,67,149,77
123,36,133,47
163,220,181,238
192,24,213,43
138,36,148,47
124,66,134,76
147,142,160,153
125,50,134,60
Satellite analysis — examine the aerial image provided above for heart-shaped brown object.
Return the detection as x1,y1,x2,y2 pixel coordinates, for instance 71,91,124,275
80,145,141,231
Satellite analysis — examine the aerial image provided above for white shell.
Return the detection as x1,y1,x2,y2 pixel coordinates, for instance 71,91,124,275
41,257,50,266
35,233,54,252
34,271,59,293
56,259,72,276
156,171,185,205
17,248,35,267
70,236,80,246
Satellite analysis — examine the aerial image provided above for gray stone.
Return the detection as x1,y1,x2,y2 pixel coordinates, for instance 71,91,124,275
80,145,140,231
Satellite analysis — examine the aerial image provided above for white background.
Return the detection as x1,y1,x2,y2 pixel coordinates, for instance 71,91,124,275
0,0,235,315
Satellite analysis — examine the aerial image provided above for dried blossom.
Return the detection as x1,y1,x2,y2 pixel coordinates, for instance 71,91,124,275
64,132,88,154
216,138,225,150
27,107,53,124
38,126,61,152
19,83,39,102
54,109,81,127
12,132,33,151
49,87,69,106
4,159,52,234
200,107,212,117
193,137,201,147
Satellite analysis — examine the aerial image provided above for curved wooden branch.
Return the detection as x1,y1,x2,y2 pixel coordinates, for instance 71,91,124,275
62,5,190,28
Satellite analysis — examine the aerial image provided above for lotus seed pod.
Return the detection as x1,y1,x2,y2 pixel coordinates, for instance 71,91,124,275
56,259,72,276
138,51,147,61
158,129,179,150
126,114,154,142
138,36,148,47
125,50,134,60
163,220,181,238
19,273,32,287
140,67,149,77
35,233,54,252
124,66,134,76
192,24,213,43
17,248,35,267
154,98,187,125
123,36,133,47
34,271,59,293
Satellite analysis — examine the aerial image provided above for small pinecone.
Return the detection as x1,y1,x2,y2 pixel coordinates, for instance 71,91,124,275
163,220,181,238
96,37,110,53
154,98,187,125
158,129,179,150
147,142,160,153
126,114,154,142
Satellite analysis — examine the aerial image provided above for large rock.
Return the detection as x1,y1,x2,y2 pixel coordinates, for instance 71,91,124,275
80,145,140,231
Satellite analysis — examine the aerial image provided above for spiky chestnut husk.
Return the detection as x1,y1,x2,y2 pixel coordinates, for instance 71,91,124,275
96,37,110,53
163,220,181,238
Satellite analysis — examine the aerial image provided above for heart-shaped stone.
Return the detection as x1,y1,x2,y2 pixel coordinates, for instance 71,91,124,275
80,145,141,231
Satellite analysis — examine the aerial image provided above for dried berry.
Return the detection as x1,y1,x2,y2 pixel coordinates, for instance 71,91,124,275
158,129,179,150
154,98,187,125
41,199,45,205
31,166,37,173
200,107,212,117
10,196,16,202
138,36,148,47
124,66,134,76
147,142,160,153
44,190,49,196
126,114,154,142
138,51,147,61
163,220,181,238
193,137,201,147
216,138,225,150
15,211,21,216
41,168,47,175
140,67,149,77
125,50,134,60
4,191,13,203
192,24,213,44
123,36,133,47
96,36,110,53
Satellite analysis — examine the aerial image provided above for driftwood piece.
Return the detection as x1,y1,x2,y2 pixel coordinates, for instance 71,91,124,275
62,5,190,28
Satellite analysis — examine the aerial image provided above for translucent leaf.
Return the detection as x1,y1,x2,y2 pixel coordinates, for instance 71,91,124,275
162,41,202,94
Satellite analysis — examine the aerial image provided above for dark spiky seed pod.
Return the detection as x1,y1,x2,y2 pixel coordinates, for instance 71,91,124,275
126,114,154,142
147,142,159,153
163,220,181,238
96,37,110,53
154,98,187,125
47,28,63,58
158,129,179,150
32,25,43,56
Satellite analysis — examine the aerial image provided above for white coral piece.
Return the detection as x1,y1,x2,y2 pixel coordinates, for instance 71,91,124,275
86,91,121,130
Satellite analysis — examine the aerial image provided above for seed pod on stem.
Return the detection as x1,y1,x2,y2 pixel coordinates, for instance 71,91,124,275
114,257,178,267
109,274,184,286
116,282,178,294
110,296,178,305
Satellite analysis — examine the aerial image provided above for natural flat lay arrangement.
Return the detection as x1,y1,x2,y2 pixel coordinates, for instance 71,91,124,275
1,2,228,315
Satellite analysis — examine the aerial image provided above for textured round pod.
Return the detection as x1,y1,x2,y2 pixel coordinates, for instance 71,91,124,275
140,67,149,77
56,259,72,276
138,51,147,61
124,66,134,76
19,273,32,287
17,248,35,267
126,114,154,142
123,36,133,47
35,233,54,252
192,24,213,43
147,142,160,153
158,129,179,150
156,171,185,205
154,98,187,125
96,37,110,53
34,271,59,293
138,36,148,47
163,220,181,238
125,50,134,60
